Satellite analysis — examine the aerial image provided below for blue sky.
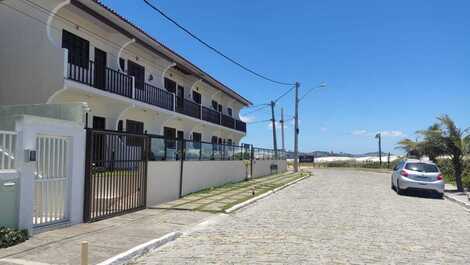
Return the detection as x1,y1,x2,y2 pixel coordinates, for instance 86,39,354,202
101,0,470,154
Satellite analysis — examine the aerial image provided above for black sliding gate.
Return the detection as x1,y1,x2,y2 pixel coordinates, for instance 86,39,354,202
84,129,148,222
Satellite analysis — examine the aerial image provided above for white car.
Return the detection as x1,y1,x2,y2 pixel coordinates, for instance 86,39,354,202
391,159,444,198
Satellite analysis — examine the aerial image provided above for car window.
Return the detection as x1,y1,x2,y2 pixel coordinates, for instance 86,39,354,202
393,161,402,171
404,163,439,173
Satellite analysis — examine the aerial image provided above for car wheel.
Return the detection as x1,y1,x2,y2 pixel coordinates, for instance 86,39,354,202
436,192,444,199
396,179,405,195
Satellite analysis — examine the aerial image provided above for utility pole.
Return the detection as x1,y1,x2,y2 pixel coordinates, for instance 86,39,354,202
280,108,285,151
270,101,278,159
294,82,300,172
375,132,382,166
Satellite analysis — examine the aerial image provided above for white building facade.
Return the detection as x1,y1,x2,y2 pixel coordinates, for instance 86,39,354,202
0,0,251,145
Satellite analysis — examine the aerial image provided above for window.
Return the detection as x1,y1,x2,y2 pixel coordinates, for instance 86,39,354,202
193,91,201,104
92,116,106,130
164,127,177,149
119,58,126,72
128,60,145,90
211,136,218,144
218,104,222,112
117,120,123,131
212,100,218,110
227,139,233,145
164,78,177,93
192,132,202,149
126,120,144,134
62,30,89,68
405,163,439,173
227,108,233,117
192,132,202,142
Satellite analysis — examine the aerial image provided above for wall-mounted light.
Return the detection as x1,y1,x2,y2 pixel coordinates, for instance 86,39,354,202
148,74,154,82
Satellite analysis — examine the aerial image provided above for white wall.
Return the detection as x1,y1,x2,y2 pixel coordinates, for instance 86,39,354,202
14,115,85,234
146,160,248,206
182,160,247,196
0,0,65,106
252,160,288,178
146,161,180,206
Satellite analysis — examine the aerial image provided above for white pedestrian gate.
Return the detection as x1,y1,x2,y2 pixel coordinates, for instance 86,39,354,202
33,135,70,227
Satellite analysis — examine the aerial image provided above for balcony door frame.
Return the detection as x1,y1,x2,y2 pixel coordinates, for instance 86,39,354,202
94,48,107,90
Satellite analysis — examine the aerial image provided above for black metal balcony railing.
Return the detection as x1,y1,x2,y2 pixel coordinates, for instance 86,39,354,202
135,83,174,111
201,106,220,125
221,114,235,129
105,67,133,98
235,119,247,133
66,61,246,133
67,60,95,87
175,97,201,119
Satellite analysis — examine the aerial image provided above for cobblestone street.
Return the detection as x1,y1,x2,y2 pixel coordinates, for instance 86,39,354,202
134,168,470,264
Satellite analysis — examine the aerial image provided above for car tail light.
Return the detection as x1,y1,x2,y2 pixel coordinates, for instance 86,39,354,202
437,174,443,180
400,170,409,177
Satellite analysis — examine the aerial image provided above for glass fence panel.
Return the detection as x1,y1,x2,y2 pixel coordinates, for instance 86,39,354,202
150,136,282,162
185,141,201,161
200,142,213,160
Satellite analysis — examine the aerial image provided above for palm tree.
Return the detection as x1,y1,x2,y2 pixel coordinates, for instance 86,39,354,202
416,124,446,163
397,138,421,158
432,115,470,192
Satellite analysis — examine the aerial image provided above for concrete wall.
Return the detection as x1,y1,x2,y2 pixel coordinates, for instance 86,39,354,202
14,115,85,233
146,160,248,206
182,160,247,196
252,160,288,178
147,161,181,206
0,0,65,106
0,171,19,228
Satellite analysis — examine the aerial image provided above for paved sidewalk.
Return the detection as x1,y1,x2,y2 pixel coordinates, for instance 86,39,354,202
445,183,470,210
0,209,212,265
154,172,306,212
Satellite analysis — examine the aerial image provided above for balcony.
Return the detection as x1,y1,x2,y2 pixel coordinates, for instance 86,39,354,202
175,97,201,120
201,106,220,125
66,61,246,133
221,114,235,129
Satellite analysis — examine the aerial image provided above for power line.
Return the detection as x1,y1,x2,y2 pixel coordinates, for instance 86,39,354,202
142,0,295,86
247,119,272,125
241,104,270,115
273,85,295,103
299,82,327,102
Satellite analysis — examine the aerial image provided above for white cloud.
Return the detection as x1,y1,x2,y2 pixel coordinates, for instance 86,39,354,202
239,115,255,123
352,129,405,138
352,129,368,136
267,121,286,130
381,130,405,137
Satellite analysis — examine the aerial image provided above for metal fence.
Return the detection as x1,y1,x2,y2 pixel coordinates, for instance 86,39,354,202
253,147,287,160
0,131,16,170
148,136,252,161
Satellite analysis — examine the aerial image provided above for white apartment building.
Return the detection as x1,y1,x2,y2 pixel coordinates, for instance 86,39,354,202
0,0,251,146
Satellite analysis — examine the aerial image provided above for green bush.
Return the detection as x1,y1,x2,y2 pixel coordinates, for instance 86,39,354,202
0,227,29,248
315,159,400,170
436,159,470,189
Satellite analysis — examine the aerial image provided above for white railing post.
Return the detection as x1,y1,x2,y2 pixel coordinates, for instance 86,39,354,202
131,76,136,99
63,49,69,78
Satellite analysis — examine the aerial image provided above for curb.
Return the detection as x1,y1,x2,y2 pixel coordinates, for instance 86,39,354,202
224,174,310,214
444,193,470,210
97,231,182,265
